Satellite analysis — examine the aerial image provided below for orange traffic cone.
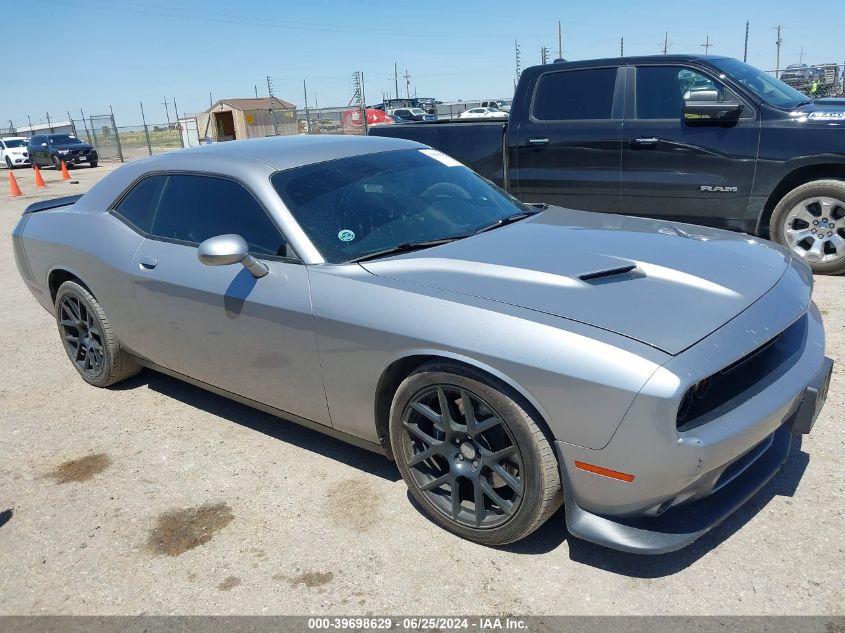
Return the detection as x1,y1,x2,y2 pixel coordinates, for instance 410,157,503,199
60,160,71,180
33,165,46,188
9,171,22,197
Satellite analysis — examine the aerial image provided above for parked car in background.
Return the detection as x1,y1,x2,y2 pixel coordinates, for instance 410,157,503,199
459,107,507,119
389,108,437,122
27,133,98,169
372,54,845,275
11,135,832,554
481,99,512,112
780,64,824,84
1,137,31,168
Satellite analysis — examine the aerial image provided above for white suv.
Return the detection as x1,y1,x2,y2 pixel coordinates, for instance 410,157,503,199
1,137,30,168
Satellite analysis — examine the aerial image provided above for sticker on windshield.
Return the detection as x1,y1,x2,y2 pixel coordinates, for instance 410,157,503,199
419,149,463,167
338,229,356,242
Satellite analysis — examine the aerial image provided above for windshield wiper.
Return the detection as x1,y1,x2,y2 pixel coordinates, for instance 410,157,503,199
349,236,466,263
474,210,539,235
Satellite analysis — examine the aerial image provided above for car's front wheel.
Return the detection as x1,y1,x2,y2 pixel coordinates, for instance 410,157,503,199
389,362,562,545
55,280,140,387
89,160,98,168
51,155,62,170
770,179,845,275
5,157,12,169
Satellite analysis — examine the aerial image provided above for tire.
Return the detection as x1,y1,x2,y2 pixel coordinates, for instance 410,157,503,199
389,361,562,545
770,179,845,275
54,280,141,387
89,160,98,168
51,154,61,170
5,157,12,169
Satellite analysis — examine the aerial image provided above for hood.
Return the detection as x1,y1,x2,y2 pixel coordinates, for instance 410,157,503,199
360,209,792,355
52,142,93,151
789,101,845,123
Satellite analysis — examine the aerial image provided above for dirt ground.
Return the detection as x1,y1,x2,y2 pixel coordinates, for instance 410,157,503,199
0,161,842,615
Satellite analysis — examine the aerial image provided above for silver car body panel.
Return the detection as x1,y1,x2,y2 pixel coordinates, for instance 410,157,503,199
11,136,830,553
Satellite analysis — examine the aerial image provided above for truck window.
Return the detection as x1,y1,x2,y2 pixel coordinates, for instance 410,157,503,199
532,68,617,121
635,66,737,119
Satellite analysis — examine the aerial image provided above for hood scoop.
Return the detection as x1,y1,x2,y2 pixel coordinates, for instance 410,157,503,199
578,264,638,283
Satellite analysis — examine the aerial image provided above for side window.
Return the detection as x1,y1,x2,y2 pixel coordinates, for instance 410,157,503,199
635,66,741,119
113,175,167,233
150,174,291,258
532,68,617,120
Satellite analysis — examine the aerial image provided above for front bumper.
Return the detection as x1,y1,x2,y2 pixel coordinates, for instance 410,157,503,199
5,153,29,166
57,150,97,165
558,356,832,554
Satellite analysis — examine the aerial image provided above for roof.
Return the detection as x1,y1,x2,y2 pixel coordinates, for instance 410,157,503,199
139,134,425,172
526,54,731,73
207,97,296,112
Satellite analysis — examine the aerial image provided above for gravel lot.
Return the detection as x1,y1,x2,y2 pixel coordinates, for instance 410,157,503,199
0,162,843,616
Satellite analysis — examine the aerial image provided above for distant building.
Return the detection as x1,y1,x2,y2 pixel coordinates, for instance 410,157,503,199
196,97,297,141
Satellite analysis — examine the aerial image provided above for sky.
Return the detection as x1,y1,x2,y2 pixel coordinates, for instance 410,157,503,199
2,0,842,128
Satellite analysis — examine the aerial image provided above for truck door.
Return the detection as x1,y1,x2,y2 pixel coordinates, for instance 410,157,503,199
510,66,623,213
620,64,760,230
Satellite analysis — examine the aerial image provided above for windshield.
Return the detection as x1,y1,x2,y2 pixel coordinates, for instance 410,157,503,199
3,139,27,148
409,108,425,115
271,148,530,263
710,58,810,108
48,134,81,145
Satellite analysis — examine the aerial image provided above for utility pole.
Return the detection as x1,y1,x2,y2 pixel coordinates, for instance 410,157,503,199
267,75,280,135
744,21,749,62
515,39,522,86
45,112,53,132
541,46,550,64
701,35,712,54
558,20,562,59
798,46,805,64
162,97,171,127
775,25,783,78
620,36,624,57
662,32,671,55
403,68,411,99
394,62,399,101
254,84,258,98
303,79,310,135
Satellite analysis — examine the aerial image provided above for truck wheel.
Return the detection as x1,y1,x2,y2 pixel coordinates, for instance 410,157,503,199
770,179,845,275
55,280,141,387
389,361,562,545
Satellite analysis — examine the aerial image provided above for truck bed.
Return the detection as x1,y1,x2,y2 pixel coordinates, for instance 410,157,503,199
368,120,507,188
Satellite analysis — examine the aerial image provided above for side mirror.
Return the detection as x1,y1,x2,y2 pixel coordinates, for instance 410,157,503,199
683,92,743,121
197,234,268,278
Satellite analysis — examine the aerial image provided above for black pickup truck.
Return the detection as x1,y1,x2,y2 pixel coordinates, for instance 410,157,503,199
370,55,845,274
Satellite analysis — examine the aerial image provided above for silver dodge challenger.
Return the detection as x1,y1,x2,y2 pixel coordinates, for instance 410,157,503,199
12,136,833,554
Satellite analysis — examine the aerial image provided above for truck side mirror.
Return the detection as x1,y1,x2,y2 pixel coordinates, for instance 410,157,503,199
683,91,743,121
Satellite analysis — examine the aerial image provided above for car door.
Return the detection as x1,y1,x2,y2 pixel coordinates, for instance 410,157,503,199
28,136,42,164
117,172,331,427
620,64,761,227
510,65,623,212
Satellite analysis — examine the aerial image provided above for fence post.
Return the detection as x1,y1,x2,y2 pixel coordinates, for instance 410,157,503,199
68,111,77,137
110,106,124,162
173,98,185,148
361,72,368,136
139,101,153,156
82,109,99,152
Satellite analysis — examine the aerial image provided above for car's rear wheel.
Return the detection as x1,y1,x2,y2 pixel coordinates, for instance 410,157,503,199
770,179,845,275
389,362,562,545
55,281,140,387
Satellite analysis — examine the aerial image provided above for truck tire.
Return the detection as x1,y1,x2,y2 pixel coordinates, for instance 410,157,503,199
770,179,845,275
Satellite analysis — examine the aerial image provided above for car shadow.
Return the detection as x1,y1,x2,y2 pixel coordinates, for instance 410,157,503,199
117,369,401,483
114,369,809,574
501,435,809,577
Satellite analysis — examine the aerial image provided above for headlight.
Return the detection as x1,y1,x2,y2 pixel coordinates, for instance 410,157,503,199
58,149,69,155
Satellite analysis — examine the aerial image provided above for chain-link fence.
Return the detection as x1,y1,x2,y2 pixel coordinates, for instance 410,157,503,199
767,63,845,98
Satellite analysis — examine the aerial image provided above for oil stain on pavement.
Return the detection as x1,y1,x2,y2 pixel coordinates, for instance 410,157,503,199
48,453,111,483
285,571,334,588
217,576,241,591
147,502,234,556
325,477,383,532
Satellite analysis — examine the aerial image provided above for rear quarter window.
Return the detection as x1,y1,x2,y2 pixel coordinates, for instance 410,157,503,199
532,68,618,120
113,175,167,234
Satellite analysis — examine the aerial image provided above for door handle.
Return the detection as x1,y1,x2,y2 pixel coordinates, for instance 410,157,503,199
527,138,550,145
139,256,159,270
631,137,659,147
